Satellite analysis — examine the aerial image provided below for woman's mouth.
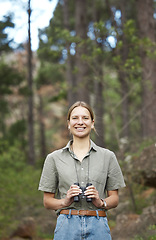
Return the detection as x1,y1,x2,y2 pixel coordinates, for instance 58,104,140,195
75,127,86,131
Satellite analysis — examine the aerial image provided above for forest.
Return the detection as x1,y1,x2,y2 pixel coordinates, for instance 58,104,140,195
0,0,156,239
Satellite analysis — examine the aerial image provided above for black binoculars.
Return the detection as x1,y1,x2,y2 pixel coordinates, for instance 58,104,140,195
74,182,92,202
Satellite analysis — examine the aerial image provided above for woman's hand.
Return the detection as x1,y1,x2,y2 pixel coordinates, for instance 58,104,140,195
84,187,119,210
43,185,82,210
84,185,102,208
63,184,82,207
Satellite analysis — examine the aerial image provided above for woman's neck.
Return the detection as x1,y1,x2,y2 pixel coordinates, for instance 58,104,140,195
71,137,90,162
72,136,90,152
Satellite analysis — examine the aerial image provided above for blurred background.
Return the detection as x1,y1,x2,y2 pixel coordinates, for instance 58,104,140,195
0,0,156,239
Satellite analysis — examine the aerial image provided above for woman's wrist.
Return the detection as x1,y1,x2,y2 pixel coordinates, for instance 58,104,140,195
61,198,67,208
61,198,73,208
100,199,108,210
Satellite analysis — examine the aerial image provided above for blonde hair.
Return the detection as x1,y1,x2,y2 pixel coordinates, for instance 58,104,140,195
67,101,94,121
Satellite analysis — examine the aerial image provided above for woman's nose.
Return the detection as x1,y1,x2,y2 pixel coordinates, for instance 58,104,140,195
77,117,83,124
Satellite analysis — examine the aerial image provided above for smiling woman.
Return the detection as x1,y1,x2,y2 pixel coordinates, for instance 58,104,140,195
38,101,126,240
0,0,58,50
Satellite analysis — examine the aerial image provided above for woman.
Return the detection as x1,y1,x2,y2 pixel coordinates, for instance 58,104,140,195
38,101,126,240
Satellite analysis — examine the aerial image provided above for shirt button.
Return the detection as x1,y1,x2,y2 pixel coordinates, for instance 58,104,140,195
81,167,84,170
82,182,84,185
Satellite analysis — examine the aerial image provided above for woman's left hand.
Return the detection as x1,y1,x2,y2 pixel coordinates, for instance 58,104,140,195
84,185,102,208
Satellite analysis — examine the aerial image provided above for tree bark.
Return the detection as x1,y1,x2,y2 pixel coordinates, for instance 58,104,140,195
63,0,77,106
38,95,46,159
136,0,156,138
118,0,130,139
27,0,35,165
75,0,89,103
94,74,105,147
92,0,105,147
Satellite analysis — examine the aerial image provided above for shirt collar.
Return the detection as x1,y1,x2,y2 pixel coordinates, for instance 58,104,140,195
62,139,97,152
62,140,72,151
90,140,98,151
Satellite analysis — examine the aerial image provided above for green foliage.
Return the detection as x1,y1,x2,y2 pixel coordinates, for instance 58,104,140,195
148,225,156,231
6,119,27,147
131,139,155,158
0,140,41,237
0,60,25,138
133,236,144,240
94,21,109,37
35,62,65,88
108,220,116,229
0,139,9,154
37,45,63,62
49,87,67,102
18,85,31,96
132,234,156,240
0,15,14,53
148,236,156,240
115,19,141,79
0,61,23,95
139,37,156,58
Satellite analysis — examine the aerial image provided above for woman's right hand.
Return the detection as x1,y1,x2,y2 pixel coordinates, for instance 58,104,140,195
63,184,82,207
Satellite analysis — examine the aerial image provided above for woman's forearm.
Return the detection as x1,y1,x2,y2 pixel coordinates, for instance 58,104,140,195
43,193,66,210
104,190,119,210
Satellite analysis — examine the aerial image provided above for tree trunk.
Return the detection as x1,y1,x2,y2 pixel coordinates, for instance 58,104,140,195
106,0,130,139
38,95,46,159
119,72,130,138
75,0,89,103
92,0,105,147
118,1,130,139
94,74,105,147
136,0,156,137
63,0,77,106
27,0,35,165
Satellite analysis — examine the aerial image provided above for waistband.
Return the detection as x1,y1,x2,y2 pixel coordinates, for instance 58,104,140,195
60,209,106,217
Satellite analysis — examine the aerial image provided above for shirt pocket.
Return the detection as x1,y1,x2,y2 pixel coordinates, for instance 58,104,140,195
90,169,107,186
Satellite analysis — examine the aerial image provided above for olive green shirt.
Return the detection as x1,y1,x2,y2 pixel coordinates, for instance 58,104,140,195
38,140,126,213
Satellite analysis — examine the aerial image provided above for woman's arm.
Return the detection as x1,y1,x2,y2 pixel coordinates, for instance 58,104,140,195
44,192,66,210
85,185,119,210
104,190,119,210
43,185,82,210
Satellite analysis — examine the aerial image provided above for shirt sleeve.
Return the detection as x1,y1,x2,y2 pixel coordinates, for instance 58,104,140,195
105,152,126,190
38,153,58,193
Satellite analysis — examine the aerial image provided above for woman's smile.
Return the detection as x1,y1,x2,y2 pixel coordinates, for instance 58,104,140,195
75,127,86,131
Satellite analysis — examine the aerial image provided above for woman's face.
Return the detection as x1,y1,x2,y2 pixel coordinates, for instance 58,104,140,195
68,106,94,139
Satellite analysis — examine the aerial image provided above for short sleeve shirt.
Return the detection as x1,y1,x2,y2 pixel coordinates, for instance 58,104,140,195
38,140,126,213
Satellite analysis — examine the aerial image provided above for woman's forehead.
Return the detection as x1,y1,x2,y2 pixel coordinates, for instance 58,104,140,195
70,106,90,116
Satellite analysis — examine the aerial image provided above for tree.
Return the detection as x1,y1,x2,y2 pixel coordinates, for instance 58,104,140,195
27,0,35,165
63,0,77,106
92,0,106,146
116,1,130,138
75,0,89,102
136,0,156,138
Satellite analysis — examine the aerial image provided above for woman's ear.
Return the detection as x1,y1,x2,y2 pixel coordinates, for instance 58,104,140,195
67,120,70,130
91,120,95,129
